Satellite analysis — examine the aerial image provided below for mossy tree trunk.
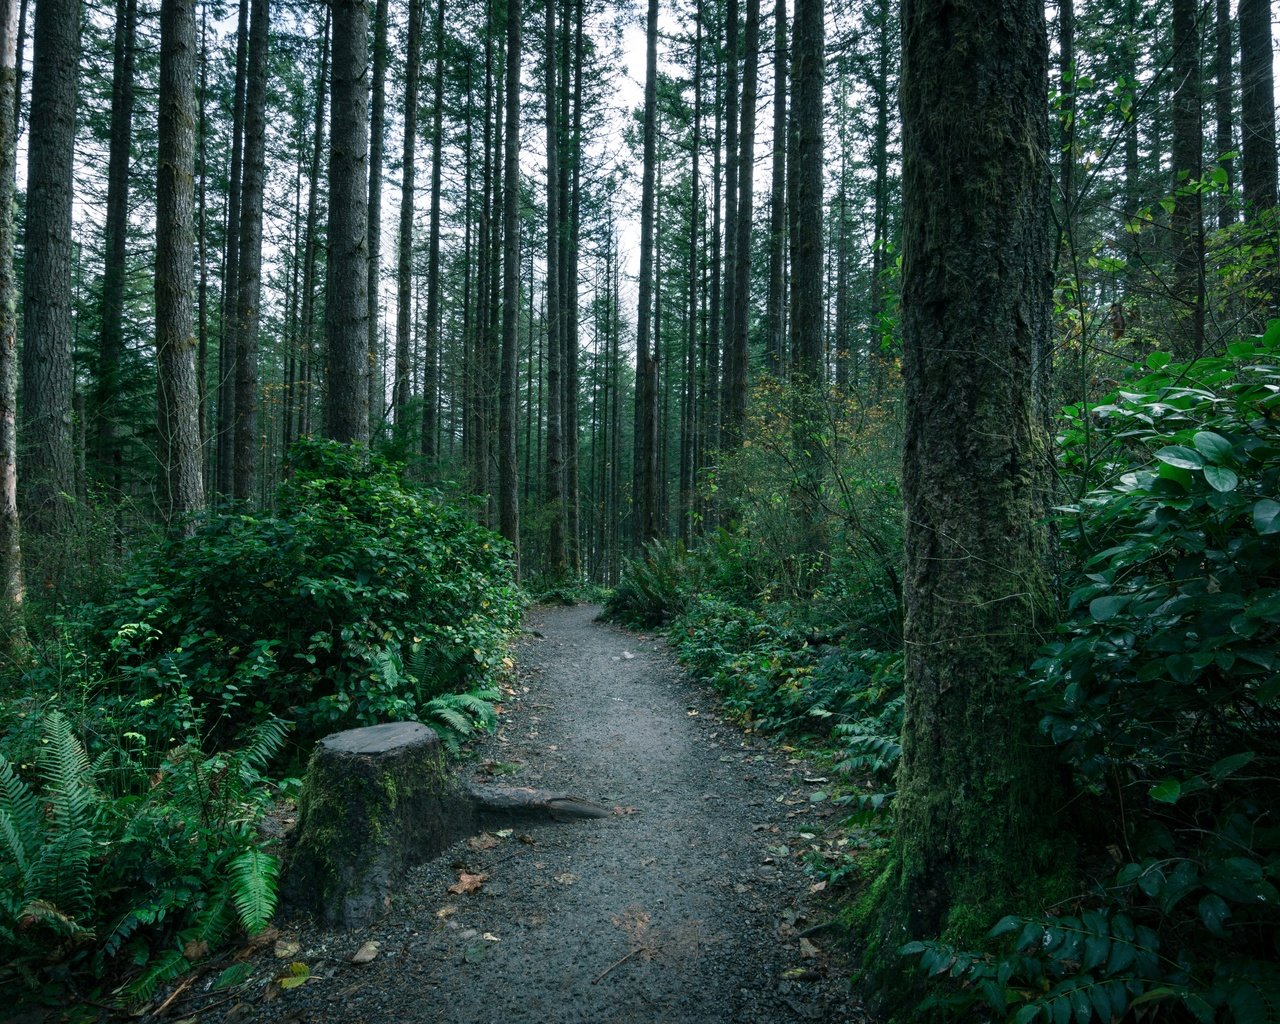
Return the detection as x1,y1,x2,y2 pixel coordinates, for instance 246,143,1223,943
884,0,1064,955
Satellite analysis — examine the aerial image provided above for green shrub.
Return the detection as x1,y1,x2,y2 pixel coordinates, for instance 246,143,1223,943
0,709,286,999
92,439,521,744
604,538,704,627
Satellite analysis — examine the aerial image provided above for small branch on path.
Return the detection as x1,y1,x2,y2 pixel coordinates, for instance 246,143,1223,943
592,944,665,985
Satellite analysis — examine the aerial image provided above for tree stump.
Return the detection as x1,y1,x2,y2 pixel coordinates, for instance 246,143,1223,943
279,721,475,928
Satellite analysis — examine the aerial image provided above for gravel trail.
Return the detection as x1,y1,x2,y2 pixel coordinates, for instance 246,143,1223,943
202,604,866,1024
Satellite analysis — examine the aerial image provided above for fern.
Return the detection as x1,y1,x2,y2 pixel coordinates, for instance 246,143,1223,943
422,689,499,752
227,849,278,935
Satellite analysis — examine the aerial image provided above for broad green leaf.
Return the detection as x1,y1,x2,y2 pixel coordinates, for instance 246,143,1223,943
1148,779,1181,804
1209,751,1255,781
1203,465,1238,492
1253,499,1280,535
1146,351,1171,370
1197,893,1230,936
1155,445,1203,470
1191,430,1232,462
1089,595,1129,621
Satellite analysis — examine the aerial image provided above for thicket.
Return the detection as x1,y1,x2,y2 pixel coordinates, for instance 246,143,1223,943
0,440,522,1004
607,327,1280,1021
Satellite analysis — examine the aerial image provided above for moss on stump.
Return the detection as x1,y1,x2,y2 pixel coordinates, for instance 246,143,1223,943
280,721,475,928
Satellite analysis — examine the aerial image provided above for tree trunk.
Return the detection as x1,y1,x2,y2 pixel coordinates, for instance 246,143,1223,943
787,0,822,383
544,0,566,576
93,0,136,497
724,0,758,447
367,0,389,436
719,0,739,446
564,0,584,573
216,0,248,498
1214,0,1235,230
498,0,521,563
156,0,205,533
0,0,24,623
325,0,370,444
395,0,421,434
885,0,1060,953
20,0,79,540
764,0,786,377
1239,0,1277,217
1058,0,1075,227
632,0,660,549
232,0,268,500
1170,0,1204,359
422,0,446,464
298,10,329,442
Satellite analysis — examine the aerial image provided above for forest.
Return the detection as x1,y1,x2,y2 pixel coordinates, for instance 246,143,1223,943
0,0,1277,1016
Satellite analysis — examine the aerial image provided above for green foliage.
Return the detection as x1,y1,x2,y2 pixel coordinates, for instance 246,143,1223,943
0,709,287,998
901,327,1280,1021
93,439,521,743
604,537,705,627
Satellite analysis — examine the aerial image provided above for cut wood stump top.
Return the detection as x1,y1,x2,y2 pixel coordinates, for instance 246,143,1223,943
319,720,438,755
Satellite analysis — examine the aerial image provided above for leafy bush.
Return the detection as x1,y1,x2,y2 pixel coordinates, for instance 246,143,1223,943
902,327,1280,1022
1,709,286,999
604,538,704,627
92,440,521,744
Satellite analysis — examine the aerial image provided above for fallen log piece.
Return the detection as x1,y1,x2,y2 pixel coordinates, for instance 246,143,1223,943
280,721,612,928
465,783,612,821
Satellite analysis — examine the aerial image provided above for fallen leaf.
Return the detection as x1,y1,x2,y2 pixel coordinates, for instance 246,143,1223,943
274,939,302,959
622,651,635,660
799,938,820,958
612,805,638,816
464,941,487,963
810,880,828,894
518,834,536,845
468,832,499,851
183,938,210,961
351,941,381,964
554,872,579,885
495,829,514,839
687,709,700,717
483,932,500,942
447,871,489,895
437,906,458,920
278,962,310,989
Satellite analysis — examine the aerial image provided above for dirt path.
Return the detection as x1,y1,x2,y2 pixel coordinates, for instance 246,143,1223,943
203,605,866,1024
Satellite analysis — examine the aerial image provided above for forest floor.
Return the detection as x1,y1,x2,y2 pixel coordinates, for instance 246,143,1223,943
168,604,869,1024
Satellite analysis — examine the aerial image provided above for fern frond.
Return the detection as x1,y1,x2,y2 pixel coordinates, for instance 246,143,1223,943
427,705,472,736
227,849,278,936
124,946,189,1002
236,718,288,775
31,825,95,920
16,898,95,942
0,756,40,870
38,711,98,834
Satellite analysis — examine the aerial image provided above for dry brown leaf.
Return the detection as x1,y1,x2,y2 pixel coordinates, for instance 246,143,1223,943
183,938,210,961
467,832,499,851
273,939,302,959
447,871,489,895
436,905,458,920
351,941,381,964
612,806,638,816
799,938,820,958
554,872,579,885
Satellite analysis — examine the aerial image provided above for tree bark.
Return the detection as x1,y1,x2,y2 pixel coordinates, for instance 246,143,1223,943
0,0,24,622
886,0,1060,950
422,0,446,463
1214,0,1235,230
723,0,758,447
764,0,786,377
367,0,389,436
544,0,567,576
395,0,422,433
19,0,79,540
93,0,136,498
216,0,248,498
498,0,522,563
325,0,371,444
1239,0,1277,217
632,0,660,549
156,0,205,533
1170,0,1204,359
232,0,268,501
